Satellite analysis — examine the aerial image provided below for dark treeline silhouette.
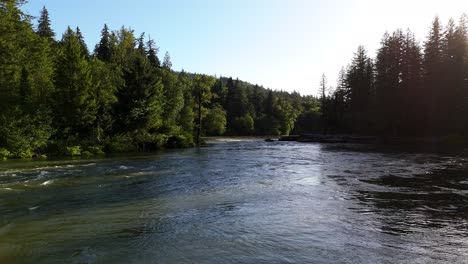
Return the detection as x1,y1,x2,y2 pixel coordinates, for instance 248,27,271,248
0,1,312,159
321,15,468,137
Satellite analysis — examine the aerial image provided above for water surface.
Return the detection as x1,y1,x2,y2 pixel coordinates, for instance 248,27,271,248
1,139,468,263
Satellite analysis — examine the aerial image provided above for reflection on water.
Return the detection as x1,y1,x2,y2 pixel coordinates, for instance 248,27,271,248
0,140,468,263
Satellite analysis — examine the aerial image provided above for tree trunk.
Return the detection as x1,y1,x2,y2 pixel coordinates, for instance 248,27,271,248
196,90,202,145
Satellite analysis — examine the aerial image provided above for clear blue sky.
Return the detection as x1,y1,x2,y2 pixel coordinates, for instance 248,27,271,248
23,0,467,95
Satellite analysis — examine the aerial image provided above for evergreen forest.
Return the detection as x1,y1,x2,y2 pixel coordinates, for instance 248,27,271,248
1,1,468,159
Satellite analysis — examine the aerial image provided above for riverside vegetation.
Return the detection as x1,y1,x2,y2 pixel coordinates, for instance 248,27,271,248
1,1,468,160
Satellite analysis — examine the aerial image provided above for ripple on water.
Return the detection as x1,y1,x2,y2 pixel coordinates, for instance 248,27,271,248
1,141,468,263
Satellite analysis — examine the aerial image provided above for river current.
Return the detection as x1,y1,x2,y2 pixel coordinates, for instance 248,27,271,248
1,139,468,263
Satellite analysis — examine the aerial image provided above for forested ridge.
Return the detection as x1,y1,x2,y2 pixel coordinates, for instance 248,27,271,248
0,1,308,159
1,1,468,160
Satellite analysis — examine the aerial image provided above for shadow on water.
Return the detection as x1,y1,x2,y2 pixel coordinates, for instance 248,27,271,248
320,143,468,236
357,167,468,234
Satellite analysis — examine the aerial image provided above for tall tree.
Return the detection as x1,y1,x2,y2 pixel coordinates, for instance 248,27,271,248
94,24,112,62
401,30,423,134
36,6,55,41
441,17,467,133
115,51,164,134
0,0,55,157
319,74,328,132
192,74,216,144
347,45,375,134
75,26,89,59
54,27,96,140
423,16,444,135
146,36,160,68
162,51,172,69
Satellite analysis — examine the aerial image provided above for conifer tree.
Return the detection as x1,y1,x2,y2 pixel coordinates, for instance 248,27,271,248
76,26,89,59
95,24,112,62
162,51,172,69
146,36,160,67
423,16,444,134
54,27,96,140
37,6,55,41
347,45,374,133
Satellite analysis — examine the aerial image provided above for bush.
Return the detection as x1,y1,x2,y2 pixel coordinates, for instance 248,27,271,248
19,149,33,159
0,148,10,161
232,114,255,136
153,134,168,148
66,145,81,156
165,133,194,148
106,134,136,153
87,146,105,155
81,150,94,157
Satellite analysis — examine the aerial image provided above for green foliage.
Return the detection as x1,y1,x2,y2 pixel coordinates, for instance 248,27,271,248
54,27,96,139
0,109,53,158
0,148,11,161
105,134,136,153
204,104,227,136
66,146,81,156
37,6,55,41
8,5,468,159
193,74,216,144
19,149,33,159
87,146,105,155
81,150,94,157
232,114,255,136
165,133,194,148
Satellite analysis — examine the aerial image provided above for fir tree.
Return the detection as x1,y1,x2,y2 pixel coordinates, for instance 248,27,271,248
94,24,112,62
37,6,55,41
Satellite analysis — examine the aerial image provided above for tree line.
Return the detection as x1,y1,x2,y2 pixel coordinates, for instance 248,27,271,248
2,1,466,160
0,1,309,159
319,15,468,137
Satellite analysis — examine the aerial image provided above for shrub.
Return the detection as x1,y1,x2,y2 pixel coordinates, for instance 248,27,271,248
81,150,94,157
165,134,194,148
0,148,10,161
66,145,82,156
106,134,136,153
87,146,105,155
19,149,33,159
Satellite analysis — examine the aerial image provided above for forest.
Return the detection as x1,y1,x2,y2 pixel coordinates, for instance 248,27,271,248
1,0,467,159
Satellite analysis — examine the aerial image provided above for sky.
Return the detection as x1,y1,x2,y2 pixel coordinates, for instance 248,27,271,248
23,0,468,95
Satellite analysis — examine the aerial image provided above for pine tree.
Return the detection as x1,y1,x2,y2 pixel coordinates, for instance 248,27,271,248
89,58,121,142
94,24,112,62
0,0,55,157
162,51,172,69
76,26,89,59
347,45,375,134
401,30,423,134
423,16,444,135
146,36,160,67
319,74,328,132
54,27,96,140
115,51,164,134
37,6,55,41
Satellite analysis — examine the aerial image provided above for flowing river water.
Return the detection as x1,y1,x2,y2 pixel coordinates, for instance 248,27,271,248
1,139,468,263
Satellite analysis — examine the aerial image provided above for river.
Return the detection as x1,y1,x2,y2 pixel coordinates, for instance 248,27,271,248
1,139,468,263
